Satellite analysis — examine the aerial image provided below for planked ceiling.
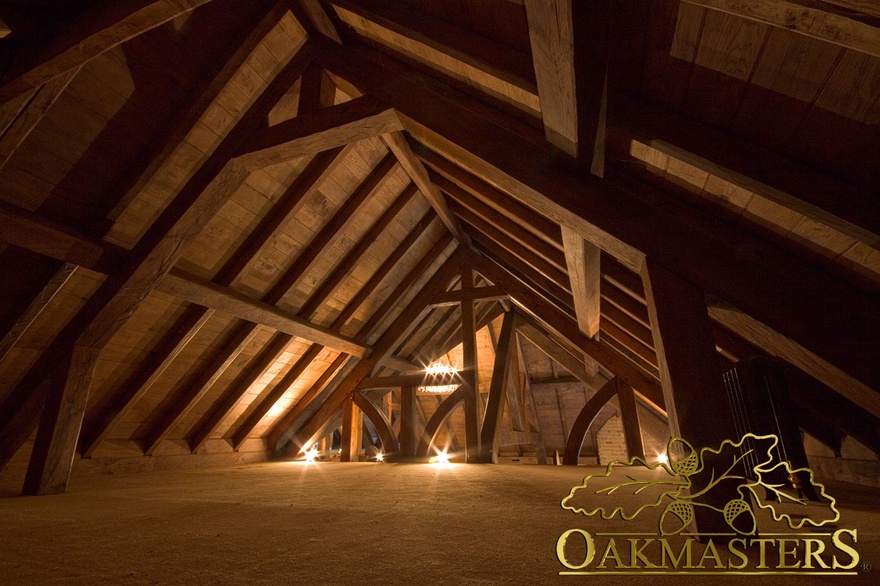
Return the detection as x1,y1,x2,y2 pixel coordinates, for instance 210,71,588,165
0,0,877,494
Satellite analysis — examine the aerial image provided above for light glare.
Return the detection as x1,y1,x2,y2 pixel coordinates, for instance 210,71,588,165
425,361,457,375
432,450,451,465
419,361,458,393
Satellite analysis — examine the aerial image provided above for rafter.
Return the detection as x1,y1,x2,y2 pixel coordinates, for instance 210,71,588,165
230,344,325,450
601,279,651,331
266,229,451,449
682,0,880,58
609,92,880,246
356,233,453,340
139,148,400,453
328,0,535,93
0,263,77,364
195,179,417,451
108,2,296,221
267,352,351,450
514,314,606,392
141,323,262,456
602,254,646,301
435,173,564,272
473,252,664,412
315,37,880,399
602,302,654,352
0,68,78,172
80,147,348,458
299,182,416,318
456,211,569,290
381,131,466,242
283,248,466,455
329,209,439,330
0,0,217,103
601,319,659,370
708,298,880,419
405,305,458,366
80,307,215,458
11,46,311,490
236,96,402,168
470,239,573,317
187,333,292,453
418,147,562,251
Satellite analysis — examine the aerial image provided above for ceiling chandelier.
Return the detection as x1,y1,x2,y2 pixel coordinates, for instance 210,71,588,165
417,361,459,394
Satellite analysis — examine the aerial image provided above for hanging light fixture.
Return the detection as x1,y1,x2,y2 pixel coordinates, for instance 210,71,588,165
417,361,459,394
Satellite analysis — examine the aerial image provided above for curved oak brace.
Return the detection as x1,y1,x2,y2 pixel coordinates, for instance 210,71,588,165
416,385,466,458
562,377,619,465
353,392,398,457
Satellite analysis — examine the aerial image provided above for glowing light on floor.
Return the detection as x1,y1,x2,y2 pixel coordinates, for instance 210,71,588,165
376,452,384,462
431,450,451,465
303,446,319,462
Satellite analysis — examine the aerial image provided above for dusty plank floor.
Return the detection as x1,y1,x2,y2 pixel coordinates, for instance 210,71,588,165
0,462,878,585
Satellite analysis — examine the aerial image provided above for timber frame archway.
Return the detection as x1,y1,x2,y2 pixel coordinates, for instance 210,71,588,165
416,385,466,459
563,377,645,465
352,391,399,460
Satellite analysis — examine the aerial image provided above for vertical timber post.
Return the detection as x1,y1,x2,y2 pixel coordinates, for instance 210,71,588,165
641,259,739,535
399,385,417,460
341,394,362,462
461,267,480,462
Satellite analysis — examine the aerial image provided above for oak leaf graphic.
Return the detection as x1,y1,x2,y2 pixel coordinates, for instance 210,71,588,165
561,433,840,535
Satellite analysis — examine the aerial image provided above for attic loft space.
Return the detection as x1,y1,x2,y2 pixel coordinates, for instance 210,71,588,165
0,0,879,581
0,0,877,518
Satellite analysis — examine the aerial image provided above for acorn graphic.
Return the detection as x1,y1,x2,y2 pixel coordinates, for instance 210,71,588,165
723,498,756,535
660,499,694,535
667,438,699,476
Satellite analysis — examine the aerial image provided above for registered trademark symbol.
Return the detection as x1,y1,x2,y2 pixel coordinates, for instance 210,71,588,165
862,562,872,572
